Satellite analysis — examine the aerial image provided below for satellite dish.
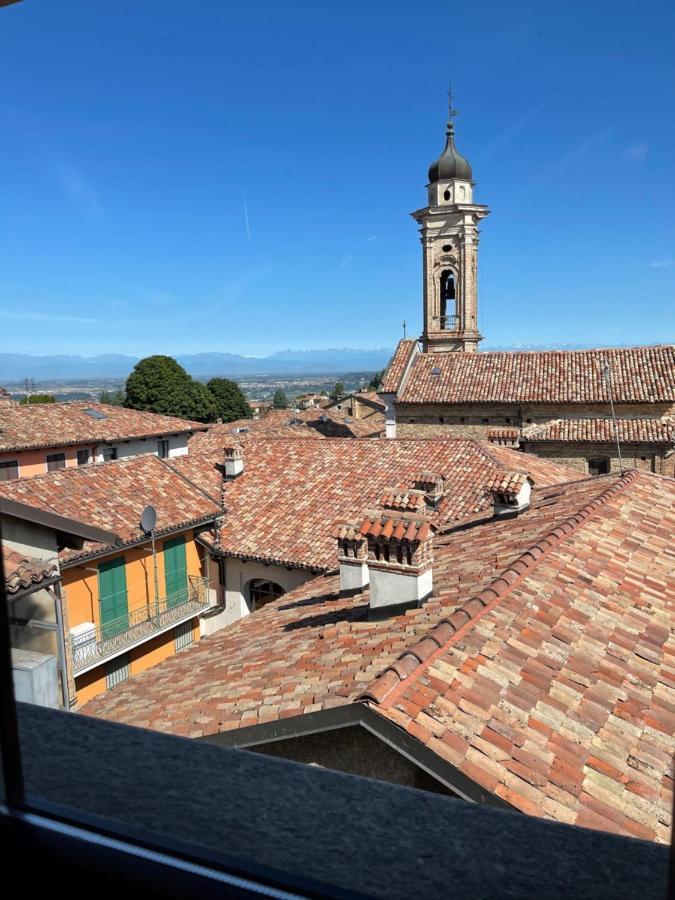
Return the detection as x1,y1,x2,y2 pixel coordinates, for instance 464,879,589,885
140,505,157,533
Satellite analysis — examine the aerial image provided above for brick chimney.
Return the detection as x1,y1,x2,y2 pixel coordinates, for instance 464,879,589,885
489,472,533,517
360,512,435,613
333,523,369,594
223,444,244,479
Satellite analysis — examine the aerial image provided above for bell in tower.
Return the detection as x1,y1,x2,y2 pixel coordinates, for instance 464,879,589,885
411,92,490,353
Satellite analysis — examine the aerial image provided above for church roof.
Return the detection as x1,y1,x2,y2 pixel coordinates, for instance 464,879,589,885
386,343,675,405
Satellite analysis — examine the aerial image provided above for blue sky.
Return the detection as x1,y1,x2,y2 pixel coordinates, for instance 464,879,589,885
1,0,673,357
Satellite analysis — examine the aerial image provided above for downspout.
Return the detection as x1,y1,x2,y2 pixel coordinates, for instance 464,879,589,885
52,581,72,710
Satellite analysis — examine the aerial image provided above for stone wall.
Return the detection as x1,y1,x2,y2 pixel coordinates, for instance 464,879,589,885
521,443,675,477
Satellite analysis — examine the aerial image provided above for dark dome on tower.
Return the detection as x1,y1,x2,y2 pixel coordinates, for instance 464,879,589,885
428,121,473,183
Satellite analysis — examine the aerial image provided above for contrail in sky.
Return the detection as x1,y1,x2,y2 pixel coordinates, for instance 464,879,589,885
242,191,251,240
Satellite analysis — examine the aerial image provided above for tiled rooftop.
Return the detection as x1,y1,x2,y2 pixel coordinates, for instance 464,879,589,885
387,342,675,404
522,418,675,444
380,339,418,393
0,455,221,564
3,546,58,595
83,470,675,843
0,401,205,452
170,438,583,570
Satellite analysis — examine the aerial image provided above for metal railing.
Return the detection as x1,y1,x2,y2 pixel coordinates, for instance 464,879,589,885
438,314,461,331
71,576,210,673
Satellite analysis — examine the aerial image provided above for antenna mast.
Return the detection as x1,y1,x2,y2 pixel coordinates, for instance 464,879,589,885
603,361,624,475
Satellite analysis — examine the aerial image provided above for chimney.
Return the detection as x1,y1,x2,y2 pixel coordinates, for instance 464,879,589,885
223,444,244,479
333,523,369,594
489,471,533,517
360,512,435,613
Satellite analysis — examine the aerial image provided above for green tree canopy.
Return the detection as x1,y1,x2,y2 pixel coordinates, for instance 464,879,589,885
206,378,251,423
20,394,56,405
272,389,288,409
125,355,218,422
329,382,345,401
368,369,385,390
99,388,125,406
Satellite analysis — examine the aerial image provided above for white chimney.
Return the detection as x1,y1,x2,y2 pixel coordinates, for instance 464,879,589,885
223,445,244,479
333,523,369,594
360,512,435,613
489,472,533,517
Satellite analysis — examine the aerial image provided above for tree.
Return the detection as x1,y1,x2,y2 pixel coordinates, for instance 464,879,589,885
329,382,345,401
99,388,125,406
272,389,288,409
20,394,56,405
368,369,385,391
206,378,251,423
124,355,218,423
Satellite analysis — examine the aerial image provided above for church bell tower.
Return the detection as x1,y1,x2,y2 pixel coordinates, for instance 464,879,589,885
412,94,489,353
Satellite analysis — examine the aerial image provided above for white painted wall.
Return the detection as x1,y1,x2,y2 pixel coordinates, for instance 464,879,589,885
369,566,433,609
215,556,314,629
93,432,190,464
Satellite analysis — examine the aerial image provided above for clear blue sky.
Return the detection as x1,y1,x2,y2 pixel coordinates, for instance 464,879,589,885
1,0,673,357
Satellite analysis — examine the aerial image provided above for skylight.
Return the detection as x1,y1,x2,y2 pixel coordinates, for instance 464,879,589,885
83,408,108,420
431,367,442,376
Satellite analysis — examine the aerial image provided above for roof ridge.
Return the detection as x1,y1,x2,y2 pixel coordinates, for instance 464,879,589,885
160,455,224,508
358,470,639,708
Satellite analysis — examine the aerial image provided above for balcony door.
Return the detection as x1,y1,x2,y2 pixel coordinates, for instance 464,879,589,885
164,536,188,608
98,557,129,641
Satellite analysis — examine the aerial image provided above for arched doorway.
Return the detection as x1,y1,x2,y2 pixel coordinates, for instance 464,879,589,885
246,579,285,612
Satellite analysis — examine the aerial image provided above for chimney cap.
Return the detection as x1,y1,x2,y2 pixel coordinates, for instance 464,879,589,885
488,471,533,499
358,511,435,543
223,443,244,460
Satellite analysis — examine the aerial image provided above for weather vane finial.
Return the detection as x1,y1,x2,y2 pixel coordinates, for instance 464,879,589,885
447,81,458,123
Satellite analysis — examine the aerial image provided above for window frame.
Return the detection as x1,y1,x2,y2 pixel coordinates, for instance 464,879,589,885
46,452,66,472
0,459,19,481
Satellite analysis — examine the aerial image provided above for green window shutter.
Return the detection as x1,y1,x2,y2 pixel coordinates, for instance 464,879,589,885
164,536,188,608
98,557,129,640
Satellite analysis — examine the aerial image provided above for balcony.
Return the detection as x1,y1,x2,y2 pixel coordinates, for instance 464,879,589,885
439,314,461,331
71,576,210,674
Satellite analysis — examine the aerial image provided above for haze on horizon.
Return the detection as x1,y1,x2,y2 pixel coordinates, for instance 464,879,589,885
0,0,673,358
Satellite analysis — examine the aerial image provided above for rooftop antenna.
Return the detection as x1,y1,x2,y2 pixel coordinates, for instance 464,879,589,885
402,320,407,339
602,361,624,475
140,505,161,624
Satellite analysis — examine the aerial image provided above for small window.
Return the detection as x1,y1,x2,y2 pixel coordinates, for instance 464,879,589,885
0,459,19,481
443,189,451,201
439,417,445,424
248,580,285,612
526,418,532,424
588,458,610,476
442,244,452,252
83,407,108,420
482,418,489,425
105,653,130,690
46,452,66,471
459,417,465,424
174,621,194,652
505,418,511,424
76,449,91,466
431,367,441,376
102,447,118,462
157,439,170,459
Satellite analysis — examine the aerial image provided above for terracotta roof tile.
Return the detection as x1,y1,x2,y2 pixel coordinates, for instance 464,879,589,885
170,438,582,570
380,339,418,393
523,418,675,444
396,345,675,404
0,455,221,563
83,469,675,843
0,401,205,452
3,546,58,594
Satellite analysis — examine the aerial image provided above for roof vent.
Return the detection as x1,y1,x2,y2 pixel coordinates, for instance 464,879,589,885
430,367,441,376
489,472,533,517
223,445,244,479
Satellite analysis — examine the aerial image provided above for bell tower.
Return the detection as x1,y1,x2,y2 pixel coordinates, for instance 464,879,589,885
412,93,489,353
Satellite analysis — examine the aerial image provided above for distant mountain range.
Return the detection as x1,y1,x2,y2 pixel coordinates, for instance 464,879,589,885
0,348,395,381
0,342,638,382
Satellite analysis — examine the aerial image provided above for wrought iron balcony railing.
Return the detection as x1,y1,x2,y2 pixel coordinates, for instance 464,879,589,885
438,314,461,331
71,576,210,674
